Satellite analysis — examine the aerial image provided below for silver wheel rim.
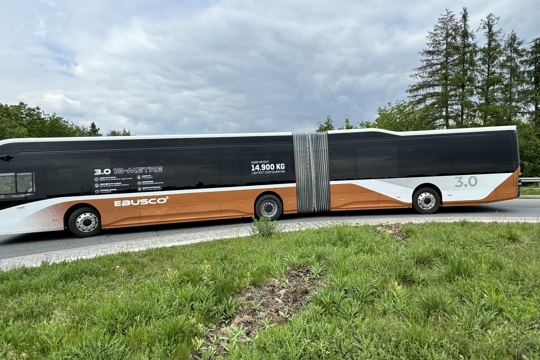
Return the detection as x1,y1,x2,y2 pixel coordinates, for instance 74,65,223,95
75,212,99,233
417,192,436,211
260,200,278,218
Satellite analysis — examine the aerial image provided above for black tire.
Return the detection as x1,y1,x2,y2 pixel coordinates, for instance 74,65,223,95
255,195,283,221
68,207,102,237
412,187,441,214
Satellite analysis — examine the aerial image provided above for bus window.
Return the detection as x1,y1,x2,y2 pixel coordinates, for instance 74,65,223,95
0,172,35,197
46,158,110,197
0,173,16,195
17,173,35,193
399,138,454,177
357,144,398,179
175,149,220,189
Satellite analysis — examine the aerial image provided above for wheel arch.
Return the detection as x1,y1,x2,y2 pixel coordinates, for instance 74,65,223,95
412,183,443,206
64,203,101,230
254,191,283,209
253,191,284,219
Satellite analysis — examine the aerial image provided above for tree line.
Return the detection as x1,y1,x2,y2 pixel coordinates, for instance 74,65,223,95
0,102,132,140
318,8,540,176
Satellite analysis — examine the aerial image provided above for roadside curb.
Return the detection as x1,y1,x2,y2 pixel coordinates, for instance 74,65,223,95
2,214,539,272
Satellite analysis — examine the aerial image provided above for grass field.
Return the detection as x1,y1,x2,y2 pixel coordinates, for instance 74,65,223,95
1,221,539,359
521,185,540,196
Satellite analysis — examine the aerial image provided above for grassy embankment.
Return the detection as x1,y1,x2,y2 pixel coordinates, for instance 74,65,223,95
1,221,539,359
521,185,540,196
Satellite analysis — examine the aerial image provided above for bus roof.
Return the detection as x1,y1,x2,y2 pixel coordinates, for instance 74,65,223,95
0,131,294,145
327,125,516,136
0,125,517,146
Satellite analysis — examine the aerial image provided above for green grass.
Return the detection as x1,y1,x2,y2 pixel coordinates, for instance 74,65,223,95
521,185,540,195
1,222,540,359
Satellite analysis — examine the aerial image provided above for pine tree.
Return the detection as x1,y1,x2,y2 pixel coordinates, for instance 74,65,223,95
523,38,540,126
88,122,102,136
476,14,504,126
408,9,459,128
453,8,477,127
499,31,526,124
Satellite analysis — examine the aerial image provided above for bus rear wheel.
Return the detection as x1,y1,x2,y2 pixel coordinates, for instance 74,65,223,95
255,195,283,221
68,207,102,237
413,187,441,214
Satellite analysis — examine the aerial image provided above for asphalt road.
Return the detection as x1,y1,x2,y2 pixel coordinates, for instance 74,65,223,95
1,198,539,269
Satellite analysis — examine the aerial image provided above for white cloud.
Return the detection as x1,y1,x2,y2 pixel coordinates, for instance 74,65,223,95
0,0,538,135
39,92,80,110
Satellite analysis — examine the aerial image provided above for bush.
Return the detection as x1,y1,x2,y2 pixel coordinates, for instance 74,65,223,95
250,216,281,238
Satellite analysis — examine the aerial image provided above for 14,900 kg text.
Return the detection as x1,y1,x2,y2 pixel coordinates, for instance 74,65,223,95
251,163,285,172
250,160,286,175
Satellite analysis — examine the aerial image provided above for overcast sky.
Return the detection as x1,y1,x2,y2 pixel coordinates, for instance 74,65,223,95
1,1,538,135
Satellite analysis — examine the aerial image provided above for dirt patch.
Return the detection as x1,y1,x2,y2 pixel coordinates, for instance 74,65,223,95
193,266,324,358
373,223,408,243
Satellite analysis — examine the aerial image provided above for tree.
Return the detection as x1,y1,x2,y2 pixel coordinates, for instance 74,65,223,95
43,114,89,137
0,102,88,139
316,116,335,132
372,101,434,131
516,120,540,176
88,122,101,136
523,37,540,126
337,118,356,130
408,9,459,128
476,14,505,126
499,31,526,124
453,7,477,127
0,102,132,140
107,129,133,136
0,103,29,139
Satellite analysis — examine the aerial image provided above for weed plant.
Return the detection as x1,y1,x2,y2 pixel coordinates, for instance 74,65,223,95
250,216,281,238
1,222,539,359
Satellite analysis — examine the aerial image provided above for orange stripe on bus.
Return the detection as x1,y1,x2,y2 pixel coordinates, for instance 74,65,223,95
63,187,298,229
330,184,409,211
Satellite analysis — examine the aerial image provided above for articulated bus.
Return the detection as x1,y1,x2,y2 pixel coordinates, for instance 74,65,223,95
0,126,520,237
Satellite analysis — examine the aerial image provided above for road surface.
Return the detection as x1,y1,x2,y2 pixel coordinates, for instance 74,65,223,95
1,198,539,270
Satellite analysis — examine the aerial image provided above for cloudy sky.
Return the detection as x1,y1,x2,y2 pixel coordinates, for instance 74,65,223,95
1,0,538,135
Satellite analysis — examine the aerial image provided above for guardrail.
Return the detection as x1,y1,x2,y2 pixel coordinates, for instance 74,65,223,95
520,177,540,186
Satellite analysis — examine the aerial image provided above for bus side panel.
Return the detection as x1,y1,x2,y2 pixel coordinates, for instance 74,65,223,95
134,186,297,226
1,201,68,234
443,168,520,207
330,183,409,210
495,168,520,201
330,171,518,211
138,192,220,225
64,199,142,228
0,198,143,235
0,185,298,235
219,187,297,219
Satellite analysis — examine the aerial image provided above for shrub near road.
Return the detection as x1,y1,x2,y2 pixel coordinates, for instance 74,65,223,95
1,222,539,359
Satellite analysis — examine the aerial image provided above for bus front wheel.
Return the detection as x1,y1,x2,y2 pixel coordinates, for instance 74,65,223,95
413,187,441,214
255,195,283,221
68,207,102,237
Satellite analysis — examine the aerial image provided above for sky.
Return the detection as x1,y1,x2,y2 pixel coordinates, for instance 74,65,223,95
0,0,538,136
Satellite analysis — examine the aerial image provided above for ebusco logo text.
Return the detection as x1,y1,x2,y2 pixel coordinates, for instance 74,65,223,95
114,197,169,207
